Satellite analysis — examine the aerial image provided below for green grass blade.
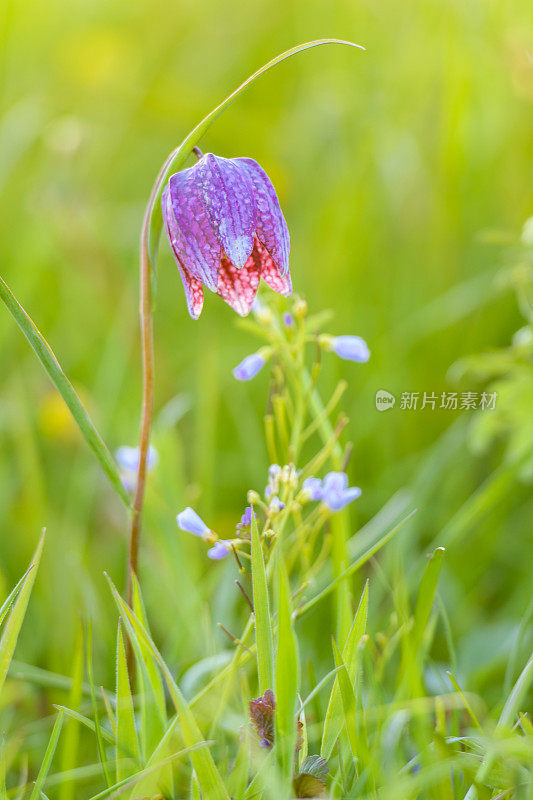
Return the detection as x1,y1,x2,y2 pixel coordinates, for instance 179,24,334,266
0,275,130,508
131,573,167,758
413,547,445,649
0,734,6,798
128,715,180,799
105,574,229,800
331,639,358,762
88,744,208,800
58,621,85,800
399,547,445,696
115,621,141,781
54,706,115,745
0,531,44,696
251,510,274,694
274,559,298,790
29,709,64,800
87,625,113,787
147,39,364,267
0,566,33,629
498,651,533,729
446,672,482,731
321,581,368,760
296,511,415,619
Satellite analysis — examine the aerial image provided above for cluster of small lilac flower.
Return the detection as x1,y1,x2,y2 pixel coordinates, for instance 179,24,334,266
233,320,370,382
174,461,360,563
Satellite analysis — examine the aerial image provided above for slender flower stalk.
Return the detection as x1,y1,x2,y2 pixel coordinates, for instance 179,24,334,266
126,179,157,611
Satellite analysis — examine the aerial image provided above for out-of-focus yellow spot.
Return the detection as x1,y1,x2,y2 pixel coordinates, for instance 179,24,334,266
59,29,133,88
38,391,78,443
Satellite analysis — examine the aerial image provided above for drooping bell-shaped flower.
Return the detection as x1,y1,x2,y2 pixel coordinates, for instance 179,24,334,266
162,153,291,319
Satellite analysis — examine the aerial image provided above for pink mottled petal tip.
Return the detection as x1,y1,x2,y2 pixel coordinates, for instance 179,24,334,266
217,253,261,316
255,240,292,297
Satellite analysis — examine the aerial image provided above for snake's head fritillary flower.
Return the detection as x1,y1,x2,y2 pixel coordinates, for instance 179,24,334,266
162,153,291,319
331,335,370,363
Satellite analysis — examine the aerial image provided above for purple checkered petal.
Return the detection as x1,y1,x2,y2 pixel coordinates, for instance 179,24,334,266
167,169,221,291
162,187,205,318
196,154,256,269
207,540,232,560
237,158,290,275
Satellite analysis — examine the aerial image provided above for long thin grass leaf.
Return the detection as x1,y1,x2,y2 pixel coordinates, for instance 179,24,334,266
105,574,229,800
58,621,84,800
54,706,115,745
115,621,141,780
296,511,415,619
251,511,274,694
321,581,368,759
274,559,298,790
29,709,64,800
0,531,44,695
87,625,113,787
331,638,358,762
88,744,208,800
0,275,130,508
131,572,167,755
0,566,33,629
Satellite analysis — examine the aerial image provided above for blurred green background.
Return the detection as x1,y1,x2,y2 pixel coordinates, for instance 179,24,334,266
1,0,533,741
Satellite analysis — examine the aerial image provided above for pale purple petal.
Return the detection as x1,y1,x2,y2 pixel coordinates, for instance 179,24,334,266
237,157,290,275
324,486,361,511
302,477,324,501
115,445,158,472
177,507,209,537
233,353,265,381
196,154,256,269
207,540,232,560
268,496,285,512
323,472,348,493
167,169,221,291
331,336,370,363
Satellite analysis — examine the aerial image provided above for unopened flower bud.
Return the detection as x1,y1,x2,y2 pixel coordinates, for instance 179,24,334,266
293,298,308,318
